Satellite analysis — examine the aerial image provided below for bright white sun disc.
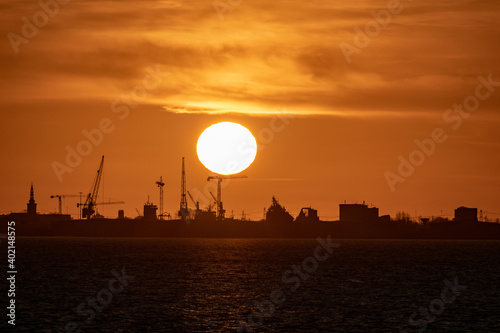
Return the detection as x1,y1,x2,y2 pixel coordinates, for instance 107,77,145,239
197,122,257,175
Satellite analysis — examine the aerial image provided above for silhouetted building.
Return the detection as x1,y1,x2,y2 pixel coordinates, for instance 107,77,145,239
195,210,216,222
454,206,478,223
379,215,391,223
0,184,71,232
339,202,379,223
27,182,37,215
295,207,319,223
118,210,125,219
266,196,294,223
420,217,430,226
143,199,158,221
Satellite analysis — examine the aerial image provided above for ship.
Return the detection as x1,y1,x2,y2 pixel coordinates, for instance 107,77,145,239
265,196,294,223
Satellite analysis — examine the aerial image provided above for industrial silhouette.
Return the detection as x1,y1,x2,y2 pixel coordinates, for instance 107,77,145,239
1,156,500,239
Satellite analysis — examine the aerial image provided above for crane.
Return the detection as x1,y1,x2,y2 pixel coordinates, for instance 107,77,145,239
78,156,104,219
209,191,217,203
187,191,200,217
91,201,125,217
209,191,217,211
156,176,165,220
95,201,125,205
50,194,80,214
207,174,247,220
178,157,189,221
77,157,124,219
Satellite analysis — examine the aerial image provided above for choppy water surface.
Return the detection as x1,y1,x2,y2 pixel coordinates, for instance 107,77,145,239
2,238,499,332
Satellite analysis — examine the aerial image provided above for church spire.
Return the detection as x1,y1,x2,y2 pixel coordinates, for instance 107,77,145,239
27,182,37,215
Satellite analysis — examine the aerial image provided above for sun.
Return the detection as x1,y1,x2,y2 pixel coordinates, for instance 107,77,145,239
197,122,257,175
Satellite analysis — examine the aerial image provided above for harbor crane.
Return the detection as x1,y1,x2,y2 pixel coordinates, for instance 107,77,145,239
187,191,200,217
209,191,217,212
187,191,199,210
77,156,125,219
156,176,166,220
207,174,247,220
178,157,189,221
50,194,80,214
79,156,104,219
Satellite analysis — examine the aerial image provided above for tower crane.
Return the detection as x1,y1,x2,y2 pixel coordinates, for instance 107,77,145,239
50,194,80,214
91,201,125,217
207,175,247,220
95,201,125,205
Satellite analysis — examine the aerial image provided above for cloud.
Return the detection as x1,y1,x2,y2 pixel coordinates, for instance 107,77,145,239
1,0,499,118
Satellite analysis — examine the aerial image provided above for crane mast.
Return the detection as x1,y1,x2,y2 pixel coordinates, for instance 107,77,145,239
51,195,63,215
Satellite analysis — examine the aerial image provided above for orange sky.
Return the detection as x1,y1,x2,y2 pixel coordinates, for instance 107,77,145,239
1,0,499,220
